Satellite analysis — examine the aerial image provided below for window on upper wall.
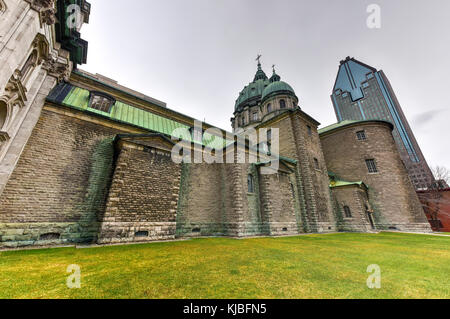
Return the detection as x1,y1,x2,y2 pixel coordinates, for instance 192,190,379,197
252,112,258,121
267,103,272,113
314,158,320,170
280,99,286,109
0,0,6,14
343,205,352,218
356,130,367,140
267,129,272,142
247,174,254,193
365,159,378,173
89,91,116,113
307,125,312,136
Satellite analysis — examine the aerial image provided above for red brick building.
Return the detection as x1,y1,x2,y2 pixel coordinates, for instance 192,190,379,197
417,188,450,232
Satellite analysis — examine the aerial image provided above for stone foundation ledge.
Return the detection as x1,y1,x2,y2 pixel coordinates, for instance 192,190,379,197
316,222,338,233
97,221,176,244
176,222,227,237
375,222,433,233
264,222,302,236
0,222,99,248
336,221,372,233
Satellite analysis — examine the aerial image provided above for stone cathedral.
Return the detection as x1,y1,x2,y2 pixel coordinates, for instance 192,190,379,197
0,1,431,248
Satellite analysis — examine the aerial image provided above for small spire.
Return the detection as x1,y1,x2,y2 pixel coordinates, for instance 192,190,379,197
256,54,262,68
269,64,281,83
253,54,268,81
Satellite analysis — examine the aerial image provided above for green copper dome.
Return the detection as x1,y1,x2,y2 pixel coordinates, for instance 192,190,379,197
261,80,296,102
234,61,270,111
234,59,297,111
235,78,270,111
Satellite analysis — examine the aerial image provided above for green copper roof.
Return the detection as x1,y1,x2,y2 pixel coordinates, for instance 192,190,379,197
318,120,359,135
47,83,233,149
330,180,365,188
235,61,271,111
235,78,270,110
328,171,366,189
261,80,296,102
318,119,394,135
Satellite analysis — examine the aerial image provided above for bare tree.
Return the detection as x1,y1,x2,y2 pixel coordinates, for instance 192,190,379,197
419,165,450,231
431,165,450,188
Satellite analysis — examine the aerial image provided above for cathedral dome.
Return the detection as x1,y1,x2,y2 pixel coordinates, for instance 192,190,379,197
234,78,270,111
261,80,296,102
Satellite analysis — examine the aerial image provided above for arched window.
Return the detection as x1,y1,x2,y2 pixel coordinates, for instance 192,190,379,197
267,103,272,113
280,99,286,109
343,205,352,218
20,50,38,83
247,174,254,193
0,100,8,130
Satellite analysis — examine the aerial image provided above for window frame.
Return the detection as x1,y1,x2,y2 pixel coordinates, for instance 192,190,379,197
247,174,255,193
88,91,116,114
313,158,320,170
356,130,367,141
343,205,352,218
365,159,378,173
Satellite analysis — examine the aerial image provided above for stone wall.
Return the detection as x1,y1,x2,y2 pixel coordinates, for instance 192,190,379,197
98,138,181,243
175,162,225,237
0,109,118,247
330,185,372,232
257,110,336,233
258,171,299,235
320,121,431,233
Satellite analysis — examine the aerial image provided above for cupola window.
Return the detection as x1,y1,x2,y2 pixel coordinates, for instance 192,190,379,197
280,99,286,109
267,103,272,113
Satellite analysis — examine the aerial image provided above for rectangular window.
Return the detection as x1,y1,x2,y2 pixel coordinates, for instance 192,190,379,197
356,130,366,140
307,125,312,136
343,206,352,218
252,112,258,121
247,174,254,193
365,159,378,173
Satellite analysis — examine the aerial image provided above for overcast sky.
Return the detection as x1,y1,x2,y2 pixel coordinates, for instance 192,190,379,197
81,0,450,168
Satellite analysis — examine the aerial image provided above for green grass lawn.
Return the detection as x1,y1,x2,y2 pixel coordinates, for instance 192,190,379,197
0,232,449,299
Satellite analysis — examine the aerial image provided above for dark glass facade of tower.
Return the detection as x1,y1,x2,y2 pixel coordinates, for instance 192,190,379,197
331,57,434,190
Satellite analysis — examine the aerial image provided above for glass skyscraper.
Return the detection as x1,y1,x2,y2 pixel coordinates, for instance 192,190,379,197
331,57,434,190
